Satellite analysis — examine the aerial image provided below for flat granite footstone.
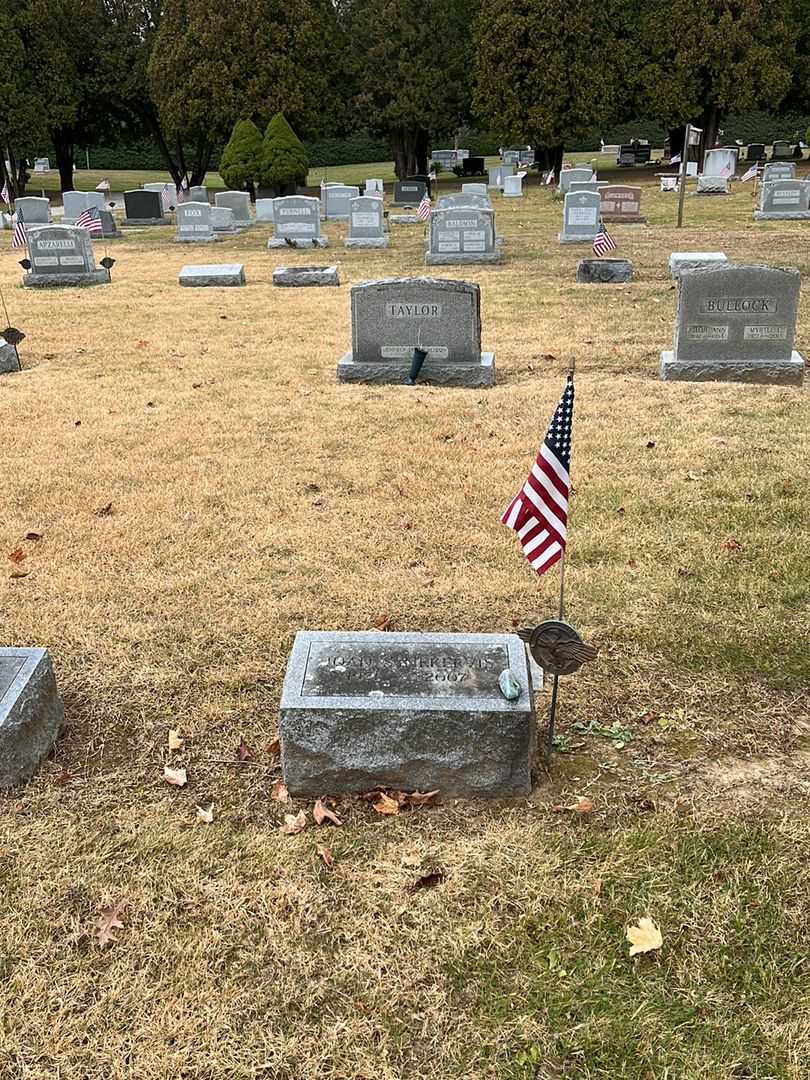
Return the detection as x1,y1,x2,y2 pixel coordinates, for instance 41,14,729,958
389,214,419,224
1,338,21,373
577,258,633,283
660,263,805,385
272,265,339,287
178,263,245,287
0,648,64,787
279,631,536,798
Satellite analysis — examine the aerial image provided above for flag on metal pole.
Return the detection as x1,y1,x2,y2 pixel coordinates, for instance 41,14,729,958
501,375,574,577
1,180,10,206
670,153,682,165
417,193,431,221
592,221,616,257
75,206,103,235
740,163,758,182
95,178,111,191
11,209,27,250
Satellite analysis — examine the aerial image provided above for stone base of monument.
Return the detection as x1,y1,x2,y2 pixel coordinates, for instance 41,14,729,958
174,234,220,243
0,648,64,787
279,631,536,798
695,177,730,195
602,215,647,225
122,216,170,226
337,351,495,387
753,210,810,221
178,264,245,287
267,236,329,248
576,258,633,283
425,251,502,266
1,341,21,373
389,214,419,224
24,268,110,288
669,252,728,279
344,236,390,248
660,350,805,386
273,265,340,287
558,232,598,244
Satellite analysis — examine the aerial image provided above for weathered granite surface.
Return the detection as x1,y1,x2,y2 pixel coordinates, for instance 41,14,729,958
279,631,536,798
267,236,329,248
338,350,495,387
669,252,728,279
272,265,340,287
178,263,245,287
660,351,805,385
576,258,633,283
0,340,21,373
0,648,64,787
24,269,109,288
345,236,389,248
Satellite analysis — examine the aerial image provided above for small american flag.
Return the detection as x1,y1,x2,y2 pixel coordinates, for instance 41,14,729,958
592,222,616,257
1,180,10,205
12,211,27,249
75,206,103,235
740,163,758,183
417,193,431,220
95,178,110,191
670,152,682,165
160,183,172,212
501,375,574,577
545,169,554,185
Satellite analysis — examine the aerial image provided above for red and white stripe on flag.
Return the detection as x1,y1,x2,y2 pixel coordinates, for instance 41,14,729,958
417,194,431,220
592,223,616,257
11,217,27,249
501,377,574,577
75,207,103,235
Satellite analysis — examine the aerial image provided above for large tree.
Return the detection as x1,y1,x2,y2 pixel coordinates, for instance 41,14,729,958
0,2,47,199
344,0,479,179
473,0,634,176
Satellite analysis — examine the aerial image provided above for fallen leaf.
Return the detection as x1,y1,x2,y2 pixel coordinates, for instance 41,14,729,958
167,728,185,751
279,810,306,834
24,531,42,541
626,917,663,957
135,340,148,348
568,796,594,815
96,900,126,948
402,789,439,807
721,537,743,552
8,548,26,564
94,502,113,517
313,798,342,826
373,792,401,816
267,736,281,757
645,441,656,449
9,570,29,580
52,769,72,786
236,737,255,761
196,804,214,823
163,765,187,787
372,613,394,631
317,845,334,868
270,780,289,803
407,870,446,892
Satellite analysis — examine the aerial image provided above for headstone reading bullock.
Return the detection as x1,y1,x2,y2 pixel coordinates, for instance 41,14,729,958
426,206,500,265
600,185,646,224
175,201,217,243
345,196,388,248
268,196,327,248
337,277,495,387
660,264,805,385
123,189,169,226
754,180,810,220
279,630,535,798
214,191,253,227
559,190,601,244
23,224,110,287
0,648,64,788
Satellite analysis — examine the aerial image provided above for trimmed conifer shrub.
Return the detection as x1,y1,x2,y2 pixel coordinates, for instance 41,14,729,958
219,119,263,194
259,113,309,194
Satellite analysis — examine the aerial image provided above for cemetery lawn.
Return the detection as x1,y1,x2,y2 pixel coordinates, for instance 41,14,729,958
1,173,809,1079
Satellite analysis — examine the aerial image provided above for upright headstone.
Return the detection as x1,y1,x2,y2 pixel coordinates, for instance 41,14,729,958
559,190,601,244
503,173,524,197
771,140,793,160
268,196,328,248
15,197,50,224
337,277,495,387
558,167,594,195
461,183,488,196
746,143,766,162
33,157,50,173
703,147,737,178
123,189,169,226
762,162,795,184
23,224,110,287
669,252,728,280
98,209,121,239
175,200,217,243
255,198,275,221
62,191,105,225
754,180,810,220
487,164,515,189
365,178,384,194
600,185,646,223
189,186,208,203
322,184,360,220
210,206,238,235
568,181,608,194
0,648,64,787
436,193,491,211
214,191,253,227
660,264,805,385
431,150,460,170
426,206,500,265
392,178,427,206
345,195,388,248
279,630,534,797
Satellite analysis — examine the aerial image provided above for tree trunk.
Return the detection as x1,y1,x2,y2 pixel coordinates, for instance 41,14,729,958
533,144,564,179
669,127,685,160
390,127,420,179
697,104,721,168
416,129,429,174
53,130,75,193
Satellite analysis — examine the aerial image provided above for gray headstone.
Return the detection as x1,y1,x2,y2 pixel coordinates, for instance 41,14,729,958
268,196,327,247
1,337,21,374
178,263,245,287
189,186,208,203
364,178,384,194
272,265,339,287
23,224,109,288
576,258,633,283
568,180,608,194
559,190,601,243
255,198,275,221
426,206,501,265
15,197,50,224
345,196,388,248
762,162,795,184
33,157,50,172
62,190,105,225
696,175,730,195
703,147,737,178
461,183,488,196
322,184,360,220
175,201,217,243
143,182,169,193
670,252,728,279
436,193,491,211
279,631,535,798
337,276,495,387
0,648,64,787
210,206,238,234
754,179,810,220
214,191,253,226
487,164,515,189
558,167,593,195
392,179,427,206
600,185,645,223
123,189,168,225
660,264,805,385
98,209,121,238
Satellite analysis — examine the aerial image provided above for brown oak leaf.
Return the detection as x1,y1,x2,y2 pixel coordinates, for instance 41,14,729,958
95,900,126,948
373,792,401,816
313,798,342,826
279,810,306,835
163,766,187,787
270,781,289,803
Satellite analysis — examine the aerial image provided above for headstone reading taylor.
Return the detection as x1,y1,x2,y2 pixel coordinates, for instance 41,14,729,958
660,264,805,385
279,631,535,798
345,196,388,248
23,225,110,287
337,276,495,387
0,648,64,787
268,196,328,247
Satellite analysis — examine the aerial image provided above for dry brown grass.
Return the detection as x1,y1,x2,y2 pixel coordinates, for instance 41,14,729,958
1,175,809,1079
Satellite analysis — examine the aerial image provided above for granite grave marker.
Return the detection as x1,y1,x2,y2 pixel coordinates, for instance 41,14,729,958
559,190,601,244
345,196,388,248
268,196,328,247
24,224,110,287
0,648,64,787
175,201,217,242
123,189,169,226
426,206,500,265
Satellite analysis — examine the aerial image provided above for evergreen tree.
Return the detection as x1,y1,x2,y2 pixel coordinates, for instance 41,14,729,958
259,113,309,194
0,2,47,199
219,119,263,196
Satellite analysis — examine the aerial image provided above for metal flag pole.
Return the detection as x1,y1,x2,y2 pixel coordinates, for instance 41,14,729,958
676,125,690,227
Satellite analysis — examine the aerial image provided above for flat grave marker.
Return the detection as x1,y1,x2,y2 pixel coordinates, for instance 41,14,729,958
178,263,245,287
0,648,64,787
